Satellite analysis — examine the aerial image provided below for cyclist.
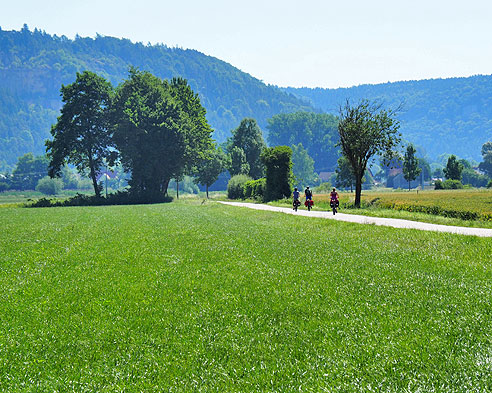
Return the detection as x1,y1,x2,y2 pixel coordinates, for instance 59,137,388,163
330,187,339,209
292,187,300,210
304,186,313,202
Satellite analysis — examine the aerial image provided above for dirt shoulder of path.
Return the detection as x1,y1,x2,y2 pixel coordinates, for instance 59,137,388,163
219,201,492,238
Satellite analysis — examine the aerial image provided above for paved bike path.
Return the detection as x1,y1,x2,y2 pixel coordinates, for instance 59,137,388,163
219,201,492,238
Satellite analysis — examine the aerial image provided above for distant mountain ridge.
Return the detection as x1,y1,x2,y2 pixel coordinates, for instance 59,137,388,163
0,26,313,169
1,26,491,170
285,75,492,161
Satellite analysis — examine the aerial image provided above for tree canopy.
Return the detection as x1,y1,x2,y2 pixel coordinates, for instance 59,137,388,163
402,144,422,190
228,118,266,179
194,146,226,198
112,68,213,197
46,71,113,197
443,155,464,181
10,153,49,190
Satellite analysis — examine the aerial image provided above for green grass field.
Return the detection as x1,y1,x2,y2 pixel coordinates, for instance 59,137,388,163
1,201,491,391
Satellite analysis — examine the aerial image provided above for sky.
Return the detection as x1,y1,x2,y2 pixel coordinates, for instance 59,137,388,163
2,0,492,88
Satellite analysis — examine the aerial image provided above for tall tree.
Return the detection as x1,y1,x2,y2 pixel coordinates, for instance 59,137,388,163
291,143,317,188
112,69,212,197
46,71,113,197
337,99,401,207
194,147,226,198
443,155,464,181
479,141,492,178
261,146,293,202
402,144,422,190
229,118,266,179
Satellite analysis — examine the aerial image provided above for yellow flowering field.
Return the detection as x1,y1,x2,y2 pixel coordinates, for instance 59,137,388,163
317,189,492,221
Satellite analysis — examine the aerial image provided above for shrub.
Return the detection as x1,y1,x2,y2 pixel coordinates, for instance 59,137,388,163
227,174,252,199
435,179,463,189
36,176,63,195
488,179,492,189
443,179,463,189
243,178,266,200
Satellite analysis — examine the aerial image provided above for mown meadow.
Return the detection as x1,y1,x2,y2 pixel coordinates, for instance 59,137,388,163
1,201,491,392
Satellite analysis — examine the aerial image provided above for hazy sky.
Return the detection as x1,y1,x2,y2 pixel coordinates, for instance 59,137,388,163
2,0,492,88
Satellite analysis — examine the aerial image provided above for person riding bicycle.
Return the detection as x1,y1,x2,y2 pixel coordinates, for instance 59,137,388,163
304,186,312,202
293,187,300,202
292,187,301,210
330,187,339,208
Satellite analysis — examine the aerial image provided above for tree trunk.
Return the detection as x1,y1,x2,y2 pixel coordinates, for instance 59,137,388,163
161,178,170,196
408,180,411,191
88,158,100,198
355,175,362,208
176,179,179,199
206,184,209,199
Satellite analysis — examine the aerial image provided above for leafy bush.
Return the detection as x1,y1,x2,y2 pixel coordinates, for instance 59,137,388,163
443,179,463,189
227,174,252,199
243,178,266,200
435,179,463,190
35,176,63,195
488,180,492,189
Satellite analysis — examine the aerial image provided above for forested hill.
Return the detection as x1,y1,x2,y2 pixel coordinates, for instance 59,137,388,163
285,76,492,161
0,26,313,170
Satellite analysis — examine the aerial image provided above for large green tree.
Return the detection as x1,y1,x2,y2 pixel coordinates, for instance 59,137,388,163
443,155,464,181
402,144,422,190
112,69,212,197
229,118,266,179
338,100,401,207
10,153,49,190
46,71,113,197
